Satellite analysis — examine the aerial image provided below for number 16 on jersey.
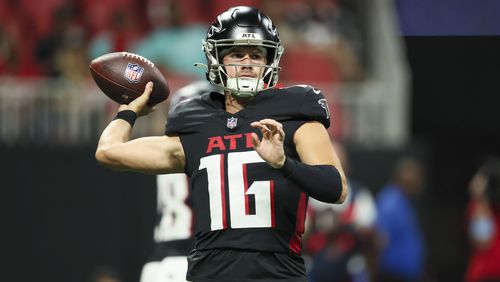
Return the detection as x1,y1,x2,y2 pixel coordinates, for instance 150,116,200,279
199,151,275,231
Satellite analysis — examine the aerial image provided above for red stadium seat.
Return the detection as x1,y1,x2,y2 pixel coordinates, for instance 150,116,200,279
82,0,136,33
280,47,339,84
20,0,68,37
209,0,262,20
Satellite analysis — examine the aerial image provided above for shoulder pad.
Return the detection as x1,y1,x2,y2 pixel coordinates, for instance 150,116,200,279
284,84,321,94
279,85,330,128
165,93,211,135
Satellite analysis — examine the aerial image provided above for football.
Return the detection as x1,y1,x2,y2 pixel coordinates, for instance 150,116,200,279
89,52,169,106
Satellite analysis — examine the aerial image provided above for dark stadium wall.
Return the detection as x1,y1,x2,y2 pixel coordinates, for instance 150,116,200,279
3,147,157,282
407,36,500,281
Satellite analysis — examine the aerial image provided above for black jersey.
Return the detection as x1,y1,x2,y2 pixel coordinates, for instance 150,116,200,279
165,85,330,256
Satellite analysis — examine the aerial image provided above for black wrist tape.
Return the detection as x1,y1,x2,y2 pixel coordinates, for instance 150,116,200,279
279,157,343,203
114,110,137,127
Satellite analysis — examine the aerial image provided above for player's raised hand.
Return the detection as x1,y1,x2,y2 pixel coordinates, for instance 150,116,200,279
118,82,156,117
250,119,286,168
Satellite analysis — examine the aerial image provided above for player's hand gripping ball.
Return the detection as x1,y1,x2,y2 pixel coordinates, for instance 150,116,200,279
89,52,170,106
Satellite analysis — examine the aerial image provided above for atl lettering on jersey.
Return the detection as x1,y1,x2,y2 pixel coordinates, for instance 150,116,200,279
206,133,254,153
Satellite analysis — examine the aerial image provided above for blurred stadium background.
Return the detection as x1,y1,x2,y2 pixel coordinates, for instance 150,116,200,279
2,0,500,281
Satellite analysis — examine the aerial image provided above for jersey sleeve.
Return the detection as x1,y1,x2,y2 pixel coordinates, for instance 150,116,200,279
296,85,331,129
165,98,204,135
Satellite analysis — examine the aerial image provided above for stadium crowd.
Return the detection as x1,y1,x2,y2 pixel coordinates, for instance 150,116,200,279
0,0,364,84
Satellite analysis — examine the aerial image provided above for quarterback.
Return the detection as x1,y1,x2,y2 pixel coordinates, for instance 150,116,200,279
96,6,348,282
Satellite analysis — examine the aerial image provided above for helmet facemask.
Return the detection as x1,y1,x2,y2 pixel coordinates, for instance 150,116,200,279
203,38,284,98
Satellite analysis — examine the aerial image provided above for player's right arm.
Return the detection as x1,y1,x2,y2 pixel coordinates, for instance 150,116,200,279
95,82,186,174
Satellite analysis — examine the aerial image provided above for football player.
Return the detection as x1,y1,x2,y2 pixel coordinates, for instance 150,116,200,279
96,6,348,282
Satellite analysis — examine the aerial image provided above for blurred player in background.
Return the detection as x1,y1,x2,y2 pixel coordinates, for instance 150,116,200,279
96,6,347,281
465,158,500,282
375,156,426,282
305,142,378,282
140,81,216,282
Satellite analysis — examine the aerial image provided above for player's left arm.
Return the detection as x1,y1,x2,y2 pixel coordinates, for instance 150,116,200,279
251,118,347,204
293,121,348,203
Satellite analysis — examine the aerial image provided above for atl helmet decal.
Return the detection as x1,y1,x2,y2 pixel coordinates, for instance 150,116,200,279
226,117,238,129
124,63,144,83
236,33,261,39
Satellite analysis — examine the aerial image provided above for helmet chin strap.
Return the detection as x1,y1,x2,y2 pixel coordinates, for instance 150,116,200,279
226,77,264,97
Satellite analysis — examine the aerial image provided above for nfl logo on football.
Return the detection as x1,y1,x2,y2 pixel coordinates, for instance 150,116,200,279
227,117,238,129
124,63,144,83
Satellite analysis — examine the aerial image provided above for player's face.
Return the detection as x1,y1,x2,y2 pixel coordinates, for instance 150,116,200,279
222,47,268,79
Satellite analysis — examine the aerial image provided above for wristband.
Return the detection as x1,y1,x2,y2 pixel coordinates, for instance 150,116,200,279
279,157,295,177
114,110,137,127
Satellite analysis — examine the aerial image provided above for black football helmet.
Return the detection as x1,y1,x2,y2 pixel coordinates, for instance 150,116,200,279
200,6,284,97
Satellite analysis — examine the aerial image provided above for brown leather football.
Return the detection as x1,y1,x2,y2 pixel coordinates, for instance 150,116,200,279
89,52,169,106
